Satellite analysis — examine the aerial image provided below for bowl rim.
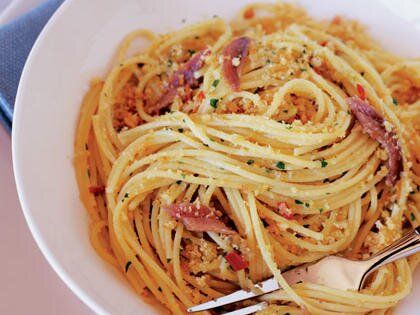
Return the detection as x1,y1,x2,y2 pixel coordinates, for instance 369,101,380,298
11,0,106,314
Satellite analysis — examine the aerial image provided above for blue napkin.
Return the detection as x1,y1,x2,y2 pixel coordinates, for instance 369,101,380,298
0,0,64,132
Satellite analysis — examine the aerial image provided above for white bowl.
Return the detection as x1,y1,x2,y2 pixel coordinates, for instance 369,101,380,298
12,0,420,314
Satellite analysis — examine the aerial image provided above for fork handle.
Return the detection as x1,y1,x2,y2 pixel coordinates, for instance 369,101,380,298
362,227,420,284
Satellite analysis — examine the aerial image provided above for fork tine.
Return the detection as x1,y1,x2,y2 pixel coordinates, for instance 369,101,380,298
221,302,268,315
187,278,279,312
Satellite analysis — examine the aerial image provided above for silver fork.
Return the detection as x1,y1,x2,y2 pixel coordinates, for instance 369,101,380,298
188,227,420,315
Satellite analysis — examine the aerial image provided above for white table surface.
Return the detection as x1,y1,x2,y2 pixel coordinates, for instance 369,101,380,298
0,1,418,315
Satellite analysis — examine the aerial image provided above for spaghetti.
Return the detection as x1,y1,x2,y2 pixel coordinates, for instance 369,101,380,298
74,3,420,314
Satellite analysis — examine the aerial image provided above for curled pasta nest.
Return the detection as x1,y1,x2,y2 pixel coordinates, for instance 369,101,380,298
75,3,419,314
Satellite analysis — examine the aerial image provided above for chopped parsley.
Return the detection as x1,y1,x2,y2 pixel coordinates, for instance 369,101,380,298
410,213,416,221
320,159,328,168
276,161,285,170
247,160,254,165
121,192,129,202
305,202,310,208
265,168,273,173
319,208,324,213
295,199,304,205
125,261,132,273
212,79,220,87
210,98,219,108
176,180,182,185
300,68,307,72
181,174,186,179
188,49,196,56
285,125,293,130
392,98,398,106
167,59,173,67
